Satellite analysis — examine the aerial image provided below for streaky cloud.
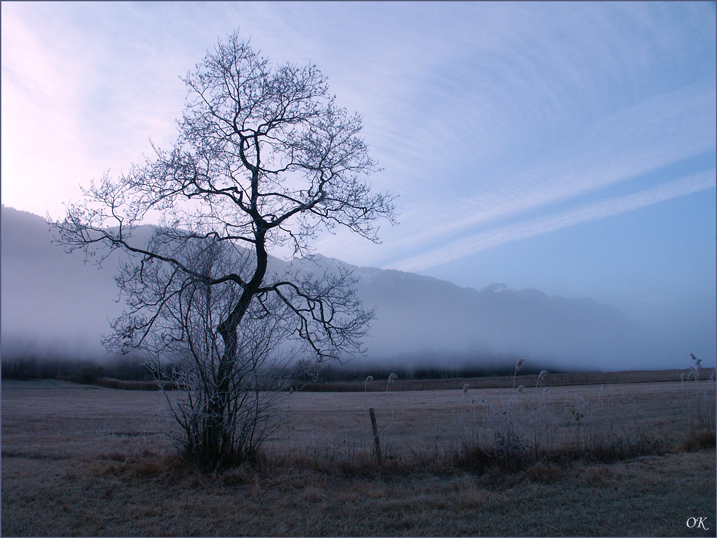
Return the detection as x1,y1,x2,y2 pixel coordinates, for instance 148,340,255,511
357,82,716,265
390,170,716,272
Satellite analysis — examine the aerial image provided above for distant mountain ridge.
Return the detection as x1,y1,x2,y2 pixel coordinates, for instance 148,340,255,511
1,206,647,369
292,254,644,370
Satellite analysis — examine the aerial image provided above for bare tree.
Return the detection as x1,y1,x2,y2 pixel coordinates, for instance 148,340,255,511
54,31,395,471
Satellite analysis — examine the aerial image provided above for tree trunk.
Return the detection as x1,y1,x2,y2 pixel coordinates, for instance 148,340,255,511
201,231,269,470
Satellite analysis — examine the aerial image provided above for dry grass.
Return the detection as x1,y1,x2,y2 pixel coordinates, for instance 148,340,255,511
292,368,699,392
2,377,715,536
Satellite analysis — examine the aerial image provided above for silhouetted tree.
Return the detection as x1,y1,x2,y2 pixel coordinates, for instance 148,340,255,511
54,30,395,471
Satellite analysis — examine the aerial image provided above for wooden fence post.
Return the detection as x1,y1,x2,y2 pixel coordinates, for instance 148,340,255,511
369,408,382,466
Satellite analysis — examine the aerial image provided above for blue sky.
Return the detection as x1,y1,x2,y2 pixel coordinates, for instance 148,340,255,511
2,2,715,362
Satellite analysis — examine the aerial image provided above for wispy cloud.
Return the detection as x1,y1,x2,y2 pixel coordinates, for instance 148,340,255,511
2,2,714,271
389,170,716,272
316,80,715,267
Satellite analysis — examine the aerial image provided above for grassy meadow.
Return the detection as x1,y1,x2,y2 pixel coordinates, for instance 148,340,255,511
2,374,715,536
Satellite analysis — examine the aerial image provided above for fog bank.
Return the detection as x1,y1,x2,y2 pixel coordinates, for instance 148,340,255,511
2,206,713,372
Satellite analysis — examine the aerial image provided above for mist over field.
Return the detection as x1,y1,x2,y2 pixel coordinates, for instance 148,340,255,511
2,206,711,373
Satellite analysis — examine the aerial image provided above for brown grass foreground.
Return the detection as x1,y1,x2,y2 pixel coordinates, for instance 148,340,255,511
2,377,715,536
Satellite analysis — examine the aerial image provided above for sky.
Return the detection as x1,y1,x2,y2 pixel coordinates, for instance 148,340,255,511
2,2,716,364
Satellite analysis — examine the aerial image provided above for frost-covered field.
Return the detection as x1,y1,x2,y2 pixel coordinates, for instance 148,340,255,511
2,378,715,536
